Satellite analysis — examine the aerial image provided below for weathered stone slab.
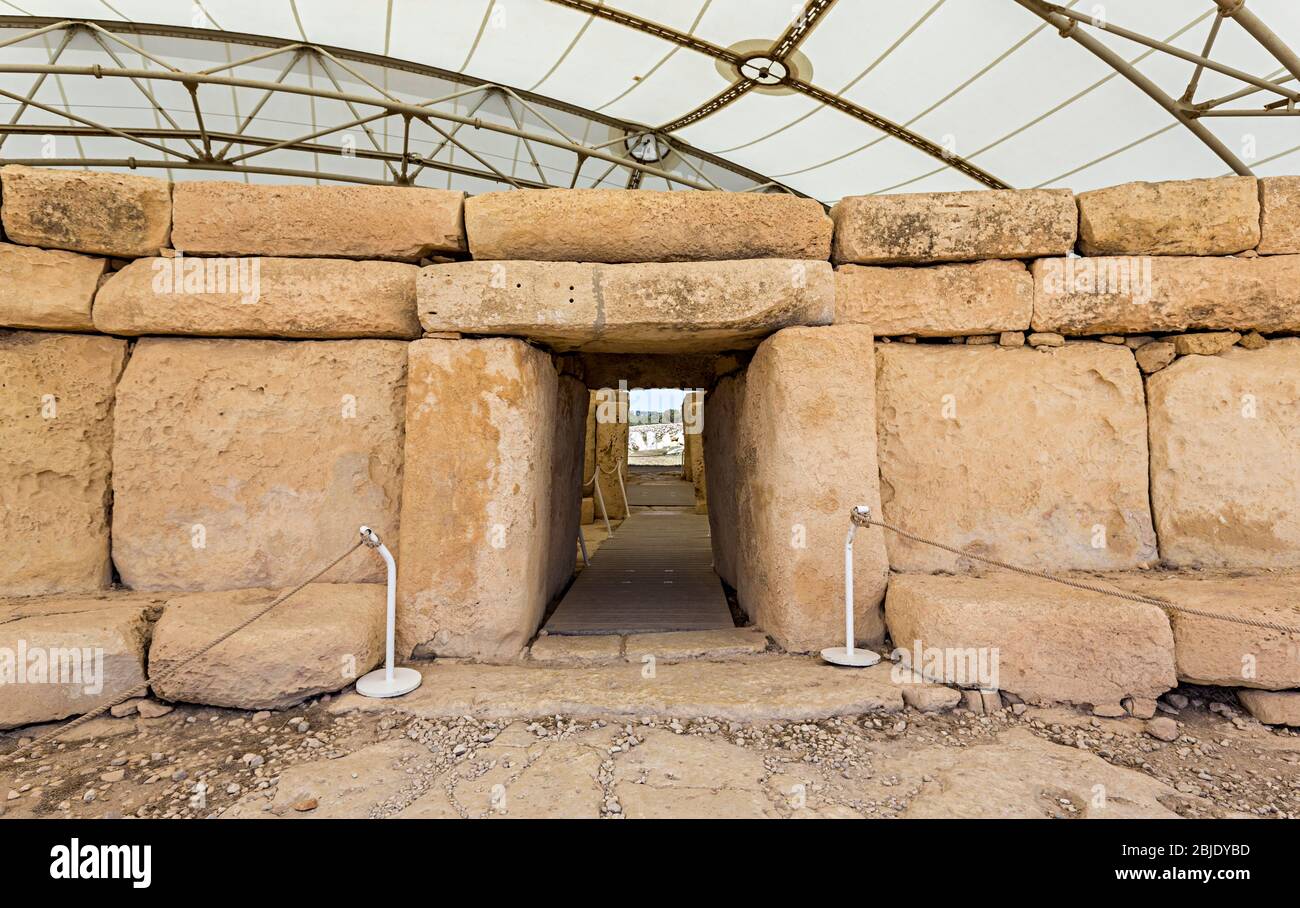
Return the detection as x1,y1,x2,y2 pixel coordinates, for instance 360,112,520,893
148,583,384,709
0,593,163,729
94,256,420,338
731,326,888,652
1259,176,1300,255
111,338,407,591
1109,572,1300,690
0,165,171,258
0,242,105,330
1,332,128,597
547,374,588,610
1147,340,1300,569
330,657,904,722
1237,690,1300,727
623,627,768,662
418,259,832,353
1031,254,1300,334
1076,176,1259,255
885,574,1176,706
900,728,1187,818
396,338,581,662
835,259,1031,336
464,189,832,262
703,373,744,589
171,181,465,261
528,634,622,666
681,390,707,513
876,343,1157,572
594,387,629,519
830,188,1076,265
583,391,597,485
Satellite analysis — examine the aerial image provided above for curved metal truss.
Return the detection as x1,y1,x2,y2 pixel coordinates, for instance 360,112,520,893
1016,0,1298,177
0,3,1297,197
0,16,800,195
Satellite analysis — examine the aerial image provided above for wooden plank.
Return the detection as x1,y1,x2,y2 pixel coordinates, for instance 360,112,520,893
546,509,733,635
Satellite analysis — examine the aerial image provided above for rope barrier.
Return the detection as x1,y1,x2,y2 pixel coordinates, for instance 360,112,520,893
858,510,1300,636
0,538,365,766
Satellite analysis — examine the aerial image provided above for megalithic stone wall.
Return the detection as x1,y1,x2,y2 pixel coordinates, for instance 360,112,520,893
1147,339,1300,569
6,164,1300,714
0,332,128,597
723,325,889,652
703,373,744,591
594,387,630,520
875,342,1158,573
111,338,408,591
396,337,582,662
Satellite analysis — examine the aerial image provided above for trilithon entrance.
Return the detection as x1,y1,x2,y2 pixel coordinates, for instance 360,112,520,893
545,386,733,635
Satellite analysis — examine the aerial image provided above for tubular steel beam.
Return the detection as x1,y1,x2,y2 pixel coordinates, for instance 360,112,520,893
1040,2,1298,102
548,0,1010,189
1015,0,1252,175
1215,0,1300,83
0,16,798,195
0,59,718,190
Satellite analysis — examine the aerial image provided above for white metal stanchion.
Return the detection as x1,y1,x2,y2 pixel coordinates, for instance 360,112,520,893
821,505,882,668
355,525,423,698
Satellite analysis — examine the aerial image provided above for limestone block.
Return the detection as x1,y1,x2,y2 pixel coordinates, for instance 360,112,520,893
418,259,833,353
1237,690,1300,726
1170,332,1240,356
885,574,1176,706
594,387,629,519
148,583,385,709
703,373,744,589
111,338,407,591
94,256,420,338
732,326,888,652
0,593,162,729
1147,340,1300,569
171,181,465,261
528,634,622,667
396,338,581,662
583,391,597,485
1031,254,1300,334
834,260,1032,336
683,390,706,510
0,242,105,330
875,343,1157,572
1,331,128,597
1259,176,1300,254
546,374,588,605
465,188,832,262
0,165,171,258
1110,572,1300,690
830,188,1076,265
1076,176,1259,255
623,627,769,663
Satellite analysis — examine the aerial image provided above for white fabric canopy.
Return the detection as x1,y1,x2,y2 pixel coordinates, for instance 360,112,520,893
0,0,1296,202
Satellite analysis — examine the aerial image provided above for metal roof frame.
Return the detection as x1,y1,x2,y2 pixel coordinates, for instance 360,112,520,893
0,2,1297,195
0,15,801,194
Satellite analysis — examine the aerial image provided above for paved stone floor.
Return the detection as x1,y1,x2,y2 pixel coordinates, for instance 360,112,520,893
2,658,1298,820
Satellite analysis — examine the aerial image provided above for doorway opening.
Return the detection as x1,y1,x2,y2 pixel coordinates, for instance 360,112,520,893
544,363,732,636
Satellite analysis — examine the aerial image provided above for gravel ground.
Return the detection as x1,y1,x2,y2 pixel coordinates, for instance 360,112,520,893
2,682,1296,820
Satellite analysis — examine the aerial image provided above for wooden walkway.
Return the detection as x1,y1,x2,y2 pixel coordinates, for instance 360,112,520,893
546,510,732,635
626,476,696,507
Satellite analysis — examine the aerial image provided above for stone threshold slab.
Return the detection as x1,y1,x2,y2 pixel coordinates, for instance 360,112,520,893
328,656,903,722
528,627,770,666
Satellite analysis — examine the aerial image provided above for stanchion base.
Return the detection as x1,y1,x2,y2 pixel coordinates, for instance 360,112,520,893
820,647,882,668
356,666,423,699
